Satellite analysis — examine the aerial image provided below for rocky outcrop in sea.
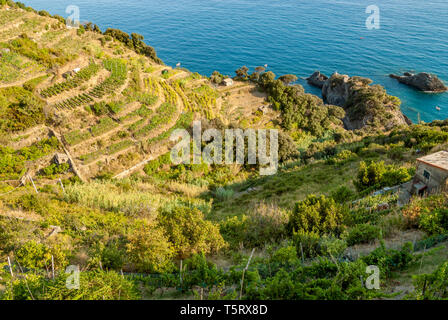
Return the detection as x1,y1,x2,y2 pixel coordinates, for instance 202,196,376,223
307,71,410,131
389,72,447,93
306,71,328,89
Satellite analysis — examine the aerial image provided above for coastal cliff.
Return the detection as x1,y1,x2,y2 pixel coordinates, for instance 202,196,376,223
313,72,410,131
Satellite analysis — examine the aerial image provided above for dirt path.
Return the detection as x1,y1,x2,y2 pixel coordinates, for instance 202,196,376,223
168,70,189,81
112,141,173,179
0,209,42,222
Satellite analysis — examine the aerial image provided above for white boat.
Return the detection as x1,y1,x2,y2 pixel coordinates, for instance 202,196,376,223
436,106,441,111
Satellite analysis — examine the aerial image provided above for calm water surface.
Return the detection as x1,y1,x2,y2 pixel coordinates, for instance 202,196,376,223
23,0,448,123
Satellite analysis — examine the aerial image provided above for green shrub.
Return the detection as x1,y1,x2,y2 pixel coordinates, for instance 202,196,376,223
214,187,234,201
126,220,175,273
345,224,381,246
182,253,226,289
331,186,355,204
288,194,346,236
408,262,448,300
419,209,448,236
219,215,248,247
88,240,126,270
292,230,320,258
326,149,357,165
157,205,227,258
362,242,414,277
0,86,45,133
39,163,70,177
15,241,68,270
2,270,140,300
143,158,161,175
355,161,413,191
269,245,300,266
318,235,347,258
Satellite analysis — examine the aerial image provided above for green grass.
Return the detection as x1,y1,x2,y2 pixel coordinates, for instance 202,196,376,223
0,86,45,133
0,50,44,84
212,159,362,218
147,112,193,145
160,69,181,79
90,117,118,137
79,140,134,164
132,103,177,138
385,243,448,297
63,129,92,146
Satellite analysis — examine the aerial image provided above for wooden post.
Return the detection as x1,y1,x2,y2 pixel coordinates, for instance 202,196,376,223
59,178,65,193
179,260,183,291
7,256,13,278
240,249,255,300
28,175,38,194
51,255,55,279
300,243,305,264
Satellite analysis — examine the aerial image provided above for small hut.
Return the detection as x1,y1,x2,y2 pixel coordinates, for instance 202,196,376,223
258,105,270,115
221,78,234,87
54,153,70,166
411,151,448,195
62,71,74,79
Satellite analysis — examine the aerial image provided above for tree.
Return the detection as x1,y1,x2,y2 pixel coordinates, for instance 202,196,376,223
210,71,224,84
258,71,276,88
126,220,175,273
288,194,346,236
249,72,260,82
279,74,298,85
157,206,227,258
355,161,385,191
278,131,299,162
235,66,249,80
93,24,101,33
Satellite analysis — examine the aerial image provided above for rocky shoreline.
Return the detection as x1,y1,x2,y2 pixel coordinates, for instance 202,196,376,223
307,71,411,131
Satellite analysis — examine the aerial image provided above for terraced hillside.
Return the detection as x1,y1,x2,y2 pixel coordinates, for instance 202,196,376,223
0,5,277,184
5,2,448,302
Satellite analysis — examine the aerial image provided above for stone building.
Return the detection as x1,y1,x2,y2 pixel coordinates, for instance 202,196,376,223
221,78,234,86
411,151,448,196
54,153,70,165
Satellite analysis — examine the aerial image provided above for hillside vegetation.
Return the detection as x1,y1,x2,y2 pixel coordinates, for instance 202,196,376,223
1,1,448,300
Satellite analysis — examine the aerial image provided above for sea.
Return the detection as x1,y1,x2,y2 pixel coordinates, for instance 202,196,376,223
22,0,448,123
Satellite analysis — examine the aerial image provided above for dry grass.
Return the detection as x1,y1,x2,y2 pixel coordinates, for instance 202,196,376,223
63,180,165,217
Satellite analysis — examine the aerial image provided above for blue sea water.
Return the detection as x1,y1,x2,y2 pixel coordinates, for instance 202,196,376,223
23,0,448,123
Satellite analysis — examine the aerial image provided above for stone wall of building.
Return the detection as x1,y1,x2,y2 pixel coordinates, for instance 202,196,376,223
415,163,448,191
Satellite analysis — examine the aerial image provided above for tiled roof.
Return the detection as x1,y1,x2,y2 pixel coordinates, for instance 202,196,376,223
417,151,448,172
